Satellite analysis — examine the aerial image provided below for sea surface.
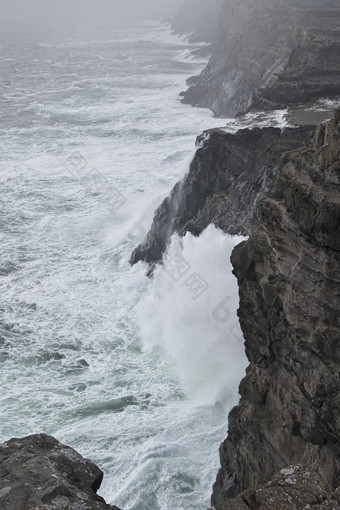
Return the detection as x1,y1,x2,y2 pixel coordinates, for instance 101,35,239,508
0,19,250,509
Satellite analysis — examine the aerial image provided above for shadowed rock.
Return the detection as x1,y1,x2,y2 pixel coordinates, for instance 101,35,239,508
0,434,121,510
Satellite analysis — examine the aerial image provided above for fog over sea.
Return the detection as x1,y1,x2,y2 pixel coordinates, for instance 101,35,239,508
0,20,248,509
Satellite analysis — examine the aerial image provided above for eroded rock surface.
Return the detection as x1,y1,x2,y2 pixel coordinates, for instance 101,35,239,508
0,434,120,510
130,125,312,266
211,111,340,504
181,0,340,116
213,465,340,510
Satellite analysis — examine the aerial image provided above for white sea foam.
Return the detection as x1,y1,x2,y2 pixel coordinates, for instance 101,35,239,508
220,109,290,133
139,226,247,402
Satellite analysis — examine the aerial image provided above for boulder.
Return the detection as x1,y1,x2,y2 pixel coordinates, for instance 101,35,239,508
0,434,120,510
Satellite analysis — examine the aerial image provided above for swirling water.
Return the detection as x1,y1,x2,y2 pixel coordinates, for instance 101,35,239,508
0,20,248,509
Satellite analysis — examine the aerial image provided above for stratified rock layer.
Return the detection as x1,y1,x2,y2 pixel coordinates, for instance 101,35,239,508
211,111,340,504
181,0,340,116
130,126,312,266
0,434,119,510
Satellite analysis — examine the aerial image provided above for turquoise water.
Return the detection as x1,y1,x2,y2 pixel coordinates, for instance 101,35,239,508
0,20,247,509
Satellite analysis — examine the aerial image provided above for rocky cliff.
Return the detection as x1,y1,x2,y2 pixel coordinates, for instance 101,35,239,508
130,125,313,266
181,0,340,117
211,110,340,507
0,434,119,510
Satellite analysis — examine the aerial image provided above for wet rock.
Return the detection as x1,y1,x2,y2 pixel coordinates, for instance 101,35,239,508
211,110,340,504
0,434,121,510
130,125,312,266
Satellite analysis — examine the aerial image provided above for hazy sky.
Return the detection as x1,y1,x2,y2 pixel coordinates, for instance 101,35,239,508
0,0,185,25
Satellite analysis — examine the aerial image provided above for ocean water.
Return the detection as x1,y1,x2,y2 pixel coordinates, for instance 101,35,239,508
0,20,248,510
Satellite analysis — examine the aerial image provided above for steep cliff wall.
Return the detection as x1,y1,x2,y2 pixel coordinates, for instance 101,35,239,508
181,0,340,116
211,111,340,506
130,125,313,266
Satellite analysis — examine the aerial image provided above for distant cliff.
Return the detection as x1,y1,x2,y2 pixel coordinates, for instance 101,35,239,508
171,0,223,43
212,110,340,507
181,0,340,116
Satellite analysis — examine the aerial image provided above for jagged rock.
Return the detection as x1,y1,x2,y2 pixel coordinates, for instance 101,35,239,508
211,110,340,504
212,465,340,510
130,125,312,266
0,434,120,510
181,0,340,117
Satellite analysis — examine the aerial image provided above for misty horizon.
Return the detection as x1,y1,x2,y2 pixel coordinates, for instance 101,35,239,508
0,0,185,26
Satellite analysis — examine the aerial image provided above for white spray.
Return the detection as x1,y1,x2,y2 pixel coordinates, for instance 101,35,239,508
138,225,248,403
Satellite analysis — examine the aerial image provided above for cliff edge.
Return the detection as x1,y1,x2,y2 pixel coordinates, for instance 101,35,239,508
130,125,313,266
211,110,340,507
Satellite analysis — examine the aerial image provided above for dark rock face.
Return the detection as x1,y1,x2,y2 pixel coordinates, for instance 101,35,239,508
213,465,340,510
211,111,340,505
0,434,120,510
130,125,312,266
181,0,340,117
171,0,223,44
